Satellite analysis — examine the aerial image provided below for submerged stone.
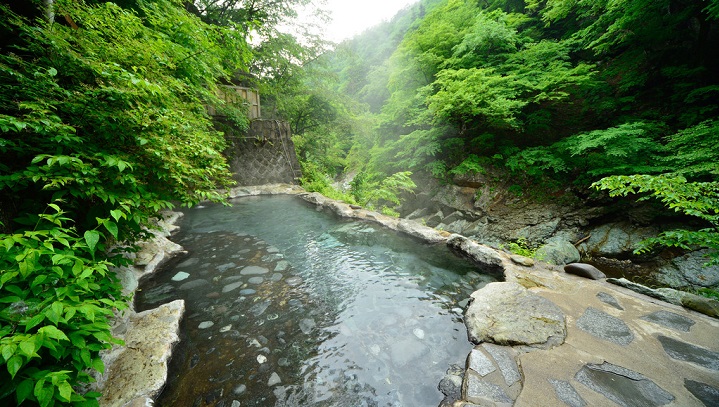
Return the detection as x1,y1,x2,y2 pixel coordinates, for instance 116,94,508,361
640,310,695,332
240,266,269,275
268,372,281,386
299,318,316,334
198,321,214,329
657,335,719,371
178,279,209,290
247,276,264,284
222,282,243,293
465,282,566,346
171,272,190,282
576,307,634,346
575,362,674,406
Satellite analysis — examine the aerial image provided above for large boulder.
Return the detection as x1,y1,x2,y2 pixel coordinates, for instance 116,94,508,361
536,239,580,265
578,222,658,257
655,249,719,290
465,282,566,347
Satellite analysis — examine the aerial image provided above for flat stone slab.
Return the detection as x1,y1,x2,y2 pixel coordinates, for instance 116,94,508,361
684,379,719,406
575,362,674,406
657,335,719,371
596,292,623,310
464,372,513,405
549,379,586,407
640,310,695,332
564,263,606,280
465,282,566,346
482,343,521,387
468,348,496,377
576,307,634,346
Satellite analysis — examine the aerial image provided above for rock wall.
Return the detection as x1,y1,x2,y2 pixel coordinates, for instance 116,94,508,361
223,119,301,186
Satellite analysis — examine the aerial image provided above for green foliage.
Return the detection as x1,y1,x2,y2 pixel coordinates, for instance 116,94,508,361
350,171,417,216
500,237,537,258
0,205,127,406
1,0,251,404
593,175,719,264
298,161,355,203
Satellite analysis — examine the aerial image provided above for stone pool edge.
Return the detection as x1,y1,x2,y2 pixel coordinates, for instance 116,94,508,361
93,211,187,407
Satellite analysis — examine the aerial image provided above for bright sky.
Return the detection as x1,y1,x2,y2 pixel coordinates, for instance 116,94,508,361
322,0,418,43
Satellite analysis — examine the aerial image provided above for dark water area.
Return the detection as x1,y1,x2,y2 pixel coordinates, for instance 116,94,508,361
136,195,499,406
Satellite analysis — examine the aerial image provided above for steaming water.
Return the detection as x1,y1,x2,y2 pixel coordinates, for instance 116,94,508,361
135,195,500,406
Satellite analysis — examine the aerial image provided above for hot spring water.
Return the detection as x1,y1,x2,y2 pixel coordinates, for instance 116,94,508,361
135,195,499,406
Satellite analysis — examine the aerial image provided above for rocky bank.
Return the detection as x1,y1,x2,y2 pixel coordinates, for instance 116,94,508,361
99,184,719,406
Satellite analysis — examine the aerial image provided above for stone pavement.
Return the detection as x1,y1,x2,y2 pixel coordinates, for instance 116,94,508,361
454,258,719,407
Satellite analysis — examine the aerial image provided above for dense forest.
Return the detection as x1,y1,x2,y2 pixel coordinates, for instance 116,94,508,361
291,0,719,258
0,0,718,405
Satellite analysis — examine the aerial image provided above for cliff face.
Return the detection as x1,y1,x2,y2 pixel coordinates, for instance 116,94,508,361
223,119,302,186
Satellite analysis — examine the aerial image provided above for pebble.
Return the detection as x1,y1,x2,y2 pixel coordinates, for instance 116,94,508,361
171,272,190,282
233,384,246,395
257,355,267,364
413,328,425,339
231,401,241,407
198,321,214,329
268,372,282,386
220,325,232,333
248,277,264,284
239,289,256,295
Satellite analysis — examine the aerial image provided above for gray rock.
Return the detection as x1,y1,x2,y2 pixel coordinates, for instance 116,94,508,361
231,401,241,407
217,262,236,273
684,379,719,406
464,371,513,405
438,373,463,400
299,318,316,335
657,335,719,371
397,218,447,243
267,372,281,386
536,240,580,265
482,343,521,387
171,271,190,282
178,279,209,290
240,266,269,275
239,289,256,295
596,292,623,310
656,249,719,289
564,263,606,280
274,261,290,272
467,348,496,377
198,321,214,329
579,223,657,257
247,276,264,284
222,282,244,293
465,282,566,346
447,235,505,277
575,362,674,406
549,379,586,407
640,310,695,332
424,211,444,228
576,307,634,346
249,300,271,317
510,254,534,267
286,276,303,287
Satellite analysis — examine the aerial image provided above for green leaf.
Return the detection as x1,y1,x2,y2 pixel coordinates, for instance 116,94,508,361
84,230,100,253
110,209,123,222
25,313,46,331
19,339,36,357
2,343,16,362
91,357,105,374
7,355,23,378
57,381,73,402
104,221,119,239
17,378,33,403
39,325,69,341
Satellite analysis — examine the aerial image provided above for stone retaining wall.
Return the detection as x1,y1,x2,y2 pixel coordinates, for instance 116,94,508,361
224,120,301,186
